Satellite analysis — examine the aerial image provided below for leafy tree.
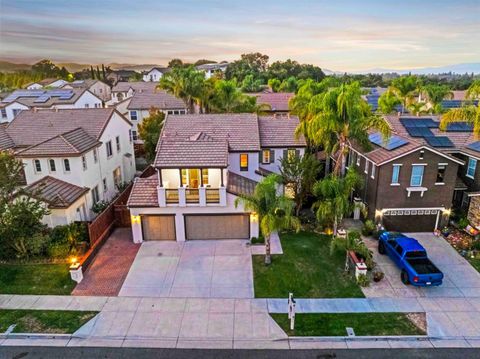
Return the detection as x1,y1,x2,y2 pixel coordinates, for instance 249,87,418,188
378,90,401,114
267,59,325,81
280,153,321,216
300,82,391,175
313,168,361,236
137,108,165,162
235,174,300,265
421,84,453,113
168,58,185,68
467,80,480,99
211,80,249,112
194,59,217,66
268,78,282,92
225,52,269,82
407,101,428,116
241,74,263,93
279,76,298,93
389,75,420,113
440,103,480,136
32,59,60,77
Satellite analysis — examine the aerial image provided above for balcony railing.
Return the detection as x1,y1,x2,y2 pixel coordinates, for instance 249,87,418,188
227,172,257,196
185,188,200,203
206,188,220,203
165,189,179,204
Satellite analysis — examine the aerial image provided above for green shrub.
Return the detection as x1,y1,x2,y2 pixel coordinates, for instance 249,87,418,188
92,200,110,214
251,235,265,244
472,240,480,251
459,217,469,229
11,233,51,259
47,242,71,258
357,274,370,287
50,223,89,244
361,219,376,236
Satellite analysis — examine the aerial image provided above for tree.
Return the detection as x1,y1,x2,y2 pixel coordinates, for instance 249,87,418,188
440,102,480,136
378,90,401,114
467,80,480,99
90,66,95,79
301,82,391,175
280,153,321,216
32,59,60,77
235,174,300,264
268,78,281,92
137,108,165,162
313,168,361,236
168,58,185,68
407,101,428,116
211,80,248,112
225,52,269,82
241,74,263,93
421,84,453,114
389,75,420,113
279,76,298,93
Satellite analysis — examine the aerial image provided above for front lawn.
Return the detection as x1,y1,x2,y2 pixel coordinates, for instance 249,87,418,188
0,310,97,334
271,313,426,337
468,258,480,273
0,264,75,295
253,231,364,298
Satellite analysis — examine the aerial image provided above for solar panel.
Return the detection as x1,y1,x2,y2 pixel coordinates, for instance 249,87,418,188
467,141,480,153
33,95,50,103
424,136,454,148
368,132,409,151
446,122,473,132
400,118,439,128
405,126,433,137
442,100,479,109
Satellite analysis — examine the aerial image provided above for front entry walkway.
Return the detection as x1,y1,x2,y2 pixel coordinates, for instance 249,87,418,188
72,229,141,296
119,240,254,298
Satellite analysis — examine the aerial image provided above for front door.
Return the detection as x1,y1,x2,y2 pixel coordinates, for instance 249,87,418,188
188,169,200,188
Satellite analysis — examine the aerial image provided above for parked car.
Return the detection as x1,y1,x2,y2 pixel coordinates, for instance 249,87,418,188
378,232,443,286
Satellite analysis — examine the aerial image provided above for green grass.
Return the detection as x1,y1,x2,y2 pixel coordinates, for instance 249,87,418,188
253,231,364,298
0,264,75,295
271,313,426,337
0,310,97,334
468,258,480,273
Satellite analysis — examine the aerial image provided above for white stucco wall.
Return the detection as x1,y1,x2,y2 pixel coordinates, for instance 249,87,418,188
41,195,89,227
259,147,306,173
3,102,29,122
88,82,111,102
142,69,163,82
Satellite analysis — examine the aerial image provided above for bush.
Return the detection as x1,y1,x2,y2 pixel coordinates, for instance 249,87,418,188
47,242,71,258
251,235,265,244
92,200,110,214
458,217,469,229
357,274,370,287
11,233,51,259
472,240,480,251
361,219,376,236
49,223,89,244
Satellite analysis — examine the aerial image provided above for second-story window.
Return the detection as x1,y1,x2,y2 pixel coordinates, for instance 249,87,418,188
467,158,477,179
436,164,447,184
34,159,42,173
106,141,113,158
410,165,425,187
103,178,107,192
93,148,98,163
130,111,138,121
262,150,271,164
49,159,56,172
82,155,87,170
116,136,121,152
128,130,133,143
92,185,100,204
391,164,401,185
1,109,6,118
240,154,248,171
63,159,71,172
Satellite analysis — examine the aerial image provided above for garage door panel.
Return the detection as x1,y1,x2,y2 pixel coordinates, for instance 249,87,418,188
186,215,249,240
142,215,176,241
383,214,436,232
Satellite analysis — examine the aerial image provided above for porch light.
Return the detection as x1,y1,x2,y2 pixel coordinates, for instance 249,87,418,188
325,228,333,235
131,215,141,224
69,256,80,270
443,208,451,216
375,209,383,218
250,212,259,222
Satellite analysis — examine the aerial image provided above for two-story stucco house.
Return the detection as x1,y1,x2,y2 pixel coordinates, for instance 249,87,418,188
142,67,169,82
127,113,306,243
0,88,103,123
0,108,136,227
196,63,229,79
26,78,69,90
62,79,112,102
109,81,157,104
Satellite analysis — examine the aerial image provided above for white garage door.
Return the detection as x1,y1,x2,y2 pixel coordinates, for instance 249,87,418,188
142,215,176,241
185,214,250,240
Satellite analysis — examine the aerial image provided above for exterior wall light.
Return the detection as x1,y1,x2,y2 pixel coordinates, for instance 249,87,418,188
250,212,259,222
131,215,141,224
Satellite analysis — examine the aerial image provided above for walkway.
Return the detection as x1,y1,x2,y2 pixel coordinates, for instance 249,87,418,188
72,228,140,296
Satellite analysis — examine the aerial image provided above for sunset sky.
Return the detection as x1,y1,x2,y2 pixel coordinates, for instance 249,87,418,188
1,0,479,72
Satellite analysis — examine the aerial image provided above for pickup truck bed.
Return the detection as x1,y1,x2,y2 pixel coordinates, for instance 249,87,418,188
407,258,441,275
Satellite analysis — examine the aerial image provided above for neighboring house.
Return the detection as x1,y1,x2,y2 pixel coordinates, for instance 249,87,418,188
109,81,158,104
441,90,479,110
127,113,306,243
249,92,294,115
196,62,229,79
0,108,136,226
142,67,168,82
106,70,139,85
62,79,111,102
26,78,68,90
0,88,103,123
115,88,188,144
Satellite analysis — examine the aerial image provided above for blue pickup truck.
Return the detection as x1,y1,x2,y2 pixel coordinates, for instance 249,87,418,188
378,232,443,287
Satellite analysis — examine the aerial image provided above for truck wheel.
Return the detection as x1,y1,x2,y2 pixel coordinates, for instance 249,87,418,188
378,241,386,255
401,270,410,285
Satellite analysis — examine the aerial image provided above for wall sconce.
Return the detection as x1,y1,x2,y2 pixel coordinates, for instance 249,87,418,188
250,212,259,222
375,209,383,218
131,215,141,224
443,208,451,216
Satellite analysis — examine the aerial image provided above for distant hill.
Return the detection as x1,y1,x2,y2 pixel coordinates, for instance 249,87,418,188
0,61,31,72
353,63,480,75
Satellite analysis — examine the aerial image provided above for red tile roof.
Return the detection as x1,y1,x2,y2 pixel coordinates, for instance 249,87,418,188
24,176,89,208
127,175,159,207
250,92,294,112
258,116,306,147
126,89,187,110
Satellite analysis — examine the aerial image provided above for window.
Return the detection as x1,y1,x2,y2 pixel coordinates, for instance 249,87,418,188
82,155,87,170
113,167,122,188
419,151,424,160
287,149,297,160
63,159,71,172
365,160,369,174
115,136,121,152
410,165,425,187
128,130,133,143
84,104,89,108
467,158,477,179
0,109,6,118
33,159,41,173
371,164,376,179
99,89,103,94
103,178,107,192
132,130,138,141
391,164,401,184
240,154,248,171
12,109,21,117
92,185,100,204
202,169,209,186
436,164,446,184
93,149,98,163
130,111,138,121
106,141,113,157
49,159,56,172
262,150,271,164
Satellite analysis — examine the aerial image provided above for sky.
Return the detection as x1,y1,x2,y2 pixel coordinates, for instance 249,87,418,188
0,0,479,72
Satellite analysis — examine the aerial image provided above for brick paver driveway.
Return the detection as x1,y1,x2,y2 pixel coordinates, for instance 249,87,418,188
72,228,141,296
363,233,480,298
119,240,254,298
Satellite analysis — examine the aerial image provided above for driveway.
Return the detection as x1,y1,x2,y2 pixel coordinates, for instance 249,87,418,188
119,240,254,298
363,233,480,298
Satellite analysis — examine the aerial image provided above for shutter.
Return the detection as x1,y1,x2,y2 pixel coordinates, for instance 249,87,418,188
295,149,300,158
283,150,288,160
259,151,262,165
270,150,275,164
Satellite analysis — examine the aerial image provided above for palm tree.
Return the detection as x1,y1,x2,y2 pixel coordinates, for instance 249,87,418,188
378,89,401,114
467,80,480,100
211,80,243,112
301,82,391,176
407,101,428,116
389,75,420,113
313,168,362,236
235,174,301,265
421,84,453,114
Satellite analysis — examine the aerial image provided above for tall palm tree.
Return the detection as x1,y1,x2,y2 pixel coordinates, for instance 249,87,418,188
467,80,480,100
235,174,300,265
211,80,242,112
421,84,453,114
301,82,391,176
407,101,428,116
378,89,401,114
313,168,361,236
389,75,420,113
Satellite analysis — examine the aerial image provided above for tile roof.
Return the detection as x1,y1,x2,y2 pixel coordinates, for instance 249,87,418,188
258,116,306,147
63,79,100,88
1,88,94,108
16,127,100,157
250,92,294,112
23,176,89,209
0,125,14,150
111,81,158,93
158,113,261,153
126,89,187,110
127,175,159,207
4,108,117,150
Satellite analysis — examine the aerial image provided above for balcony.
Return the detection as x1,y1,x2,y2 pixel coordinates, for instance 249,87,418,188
165,189,179,204
158,186,226,207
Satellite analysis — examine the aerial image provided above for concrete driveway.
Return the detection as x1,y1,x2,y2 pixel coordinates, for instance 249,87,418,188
363,233,480,298
119,240,254,298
